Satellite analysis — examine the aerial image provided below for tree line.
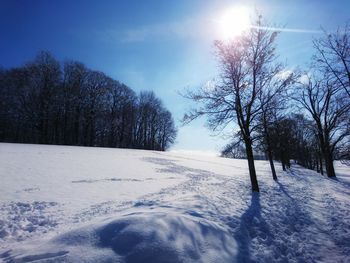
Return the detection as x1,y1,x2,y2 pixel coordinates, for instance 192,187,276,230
184,15,350,192
0,51,177,151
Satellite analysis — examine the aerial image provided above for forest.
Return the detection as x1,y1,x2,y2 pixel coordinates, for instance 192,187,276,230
0,52,177,151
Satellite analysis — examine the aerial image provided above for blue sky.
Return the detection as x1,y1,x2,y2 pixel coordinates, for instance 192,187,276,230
1,0,349,153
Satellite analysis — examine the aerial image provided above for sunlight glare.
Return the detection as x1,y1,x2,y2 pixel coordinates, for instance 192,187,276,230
219,6,250,40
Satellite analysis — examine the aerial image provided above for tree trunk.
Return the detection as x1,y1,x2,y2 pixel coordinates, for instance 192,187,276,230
267,146,277,180
324,149,336,177
263,119,277,180
286,159,291,169
319,156,324,175
281,160,286,171
322,133,336,177
245,141,260,192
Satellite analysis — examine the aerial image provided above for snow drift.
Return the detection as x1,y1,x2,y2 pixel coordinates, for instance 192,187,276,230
2,208,236,262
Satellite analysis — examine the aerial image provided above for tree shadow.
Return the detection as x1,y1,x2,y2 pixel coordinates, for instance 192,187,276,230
276,181,294,201
329,173,350,189
233,193,273,262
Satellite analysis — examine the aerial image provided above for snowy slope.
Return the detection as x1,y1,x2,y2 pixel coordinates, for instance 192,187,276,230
0,143,350,262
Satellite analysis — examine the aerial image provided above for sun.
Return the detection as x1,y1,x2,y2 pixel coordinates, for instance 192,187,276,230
219,6,250,40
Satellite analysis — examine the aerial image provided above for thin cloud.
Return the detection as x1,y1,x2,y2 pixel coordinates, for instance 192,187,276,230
120,18,212,43
251,25,321,34
98,13,322,44
99,12,238,43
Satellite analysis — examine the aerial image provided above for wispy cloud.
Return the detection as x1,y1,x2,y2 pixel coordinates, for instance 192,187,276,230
120,18,213,43
97,12,322,44
251,25,321,34
97,16,216,43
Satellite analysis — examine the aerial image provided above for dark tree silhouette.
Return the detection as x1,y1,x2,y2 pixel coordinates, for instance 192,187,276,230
0,51,177,151
294,75,350,177
313,22,350,98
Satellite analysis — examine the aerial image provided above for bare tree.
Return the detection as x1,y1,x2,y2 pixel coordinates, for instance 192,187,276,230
104,81,137,148
269,116,296,170
134,91,177,151
313,22,350,98
183,16,290,192
157,109,177,151
221,136,247,159
24,51,62,144
295,75,350,177
61,61,88,145
256,70,295,180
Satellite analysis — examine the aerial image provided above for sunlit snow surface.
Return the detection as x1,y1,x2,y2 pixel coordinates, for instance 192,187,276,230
0,143,350,262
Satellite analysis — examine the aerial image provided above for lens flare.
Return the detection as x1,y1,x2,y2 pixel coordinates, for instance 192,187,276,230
219,6,250,40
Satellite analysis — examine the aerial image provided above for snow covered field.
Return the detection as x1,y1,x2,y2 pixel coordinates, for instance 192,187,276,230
0,143,350,262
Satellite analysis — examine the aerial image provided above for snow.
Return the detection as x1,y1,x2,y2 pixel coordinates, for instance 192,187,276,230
1,143,350,262
2,209,236,263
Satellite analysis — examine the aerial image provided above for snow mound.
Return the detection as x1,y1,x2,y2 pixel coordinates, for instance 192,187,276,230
1,209,237,263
